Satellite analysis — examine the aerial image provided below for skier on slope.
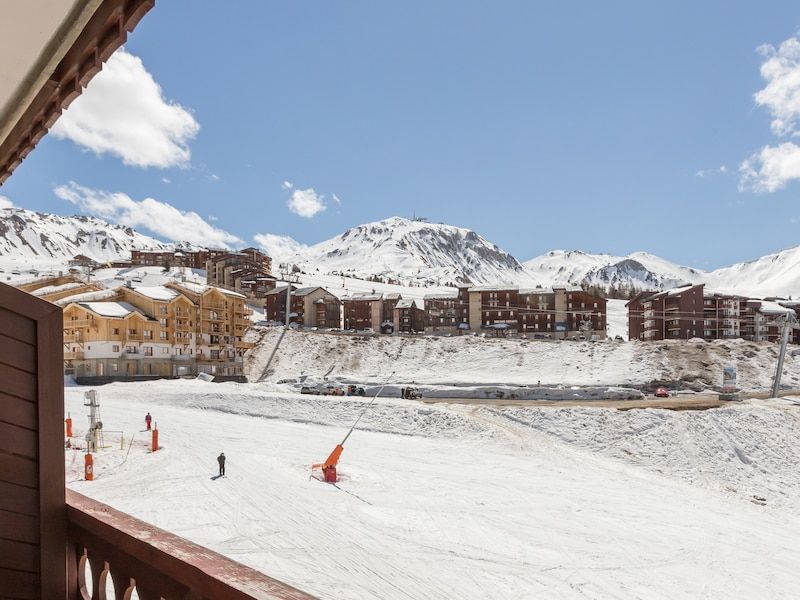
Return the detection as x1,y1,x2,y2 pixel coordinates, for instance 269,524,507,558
217,452,226,477
145,412,152,431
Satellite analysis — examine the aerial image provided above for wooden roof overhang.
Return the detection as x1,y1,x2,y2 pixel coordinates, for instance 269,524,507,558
0,0,155,185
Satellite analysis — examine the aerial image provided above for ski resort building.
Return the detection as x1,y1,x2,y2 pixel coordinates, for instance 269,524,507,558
264,285,341,328
342,293,385,331
627,284,798,342
60,283,252,380
393,298,426,333
467,286,607,339
205,247,274,299
423,287,471,333
130,248,228,270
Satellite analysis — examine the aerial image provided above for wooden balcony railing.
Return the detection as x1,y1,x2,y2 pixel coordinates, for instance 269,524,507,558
66,489,317,600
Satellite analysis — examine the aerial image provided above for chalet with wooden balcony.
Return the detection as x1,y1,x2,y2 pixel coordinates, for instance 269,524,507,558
393,298,425,333
342,293,384,331
264,286,341,329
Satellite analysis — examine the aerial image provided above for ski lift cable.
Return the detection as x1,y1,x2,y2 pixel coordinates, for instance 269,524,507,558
340,370,396,446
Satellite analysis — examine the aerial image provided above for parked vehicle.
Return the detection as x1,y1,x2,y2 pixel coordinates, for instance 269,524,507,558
300,386,320,395
614,335,624,342
655,387,670,398
403,387,422,399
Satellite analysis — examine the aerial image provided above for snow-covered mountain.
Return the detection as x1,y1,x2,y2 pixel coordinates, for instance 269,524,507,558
0,208,169,262
267,217,529,285
524,250,704,291
704,245,800,298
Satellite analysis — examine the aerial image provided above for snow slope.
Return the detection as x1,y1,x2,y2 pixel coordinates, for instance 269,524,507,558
65,381,800,599
244,329,800,392
704,244,800,298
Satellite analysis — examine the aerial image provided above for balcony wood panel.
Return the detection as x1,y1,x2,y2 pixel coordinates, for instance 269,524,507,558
0,538,39,572
0,452,37,488
0,509,38,544
0,567,38,599
0,420,37,459
0,363,36,402
0,332,35,373
0,392,36,430
0,306,36,344
0,481,38,516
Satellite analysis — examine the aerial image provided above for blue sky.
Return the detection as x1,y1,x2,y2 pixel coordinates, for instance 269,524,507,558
3,1,800,269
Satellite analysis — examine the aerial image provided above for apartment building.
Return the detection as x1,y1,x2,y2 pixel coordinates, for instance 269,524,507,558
627,284,797,342
342,293,384,331
264,285,341,328
131,249,228,270
205,248,274,299
62,283,252,380
467,286,607,338
423,287,470,333
393,299,426,333
165,282,253,375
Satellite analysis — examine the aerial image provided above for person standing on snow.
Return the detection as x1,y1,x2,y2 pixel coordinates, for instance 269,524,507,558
217,452,226,476
145,412,152,431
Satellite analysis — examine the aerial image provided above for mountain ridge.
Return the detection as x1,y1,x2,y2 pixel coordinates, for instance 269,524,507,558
1,208,798,297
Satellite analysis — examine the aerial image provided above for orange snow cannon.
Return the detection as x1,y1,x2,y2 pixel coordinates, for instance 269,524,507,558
313,444,343,483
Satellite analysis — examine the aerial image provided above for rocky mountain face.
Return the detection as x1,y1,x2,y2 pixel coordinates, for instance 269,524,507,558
0,208,169,262
276,217,529,286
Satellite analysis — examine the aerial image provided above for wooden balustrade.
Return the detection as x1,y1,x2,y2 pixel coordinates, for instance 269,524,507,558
66,490,317,600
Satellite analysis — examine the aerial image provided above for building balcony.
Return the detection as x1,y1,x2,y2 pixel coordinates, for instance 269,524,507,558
173,320,193,331
170,354,193,362
65,490,316,600
174,308,192,318
63,333,82,343
235,340,256,349
203,302,226,311
65,319,97,329
63,350,84,360
202,314,225,322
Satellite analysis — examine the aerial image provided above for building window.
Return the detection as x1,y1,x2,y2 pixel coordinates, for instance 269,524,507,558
113,328,119,335
161,348,169,354
112,345,119,353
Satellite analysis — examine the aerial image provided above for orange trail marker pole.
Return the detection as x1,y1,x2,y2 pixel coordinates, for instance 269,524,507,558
152,424,159,452
84,453,93,481
65,413,73,438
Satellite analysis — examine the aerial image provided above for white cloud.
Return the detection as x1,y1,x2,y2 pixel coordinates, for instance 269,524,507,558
287,187,326,218
281,180,294,190
50,48,199,168
0,195,15,209
332,193,342,206
208,215,219,222
739,142,800,192
695,165,728,178
740,36,800,191
209,173,220,182
754,38,800,136
54,181,242,248
161,177,171,184
253,233,307,262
